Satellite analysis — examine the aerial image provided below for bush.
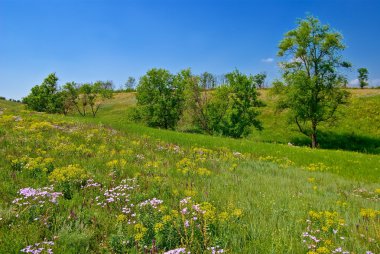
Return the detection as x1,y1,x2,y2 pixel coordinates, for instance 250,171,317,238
135,68,188,129
22,73,64,113
183,70,263,138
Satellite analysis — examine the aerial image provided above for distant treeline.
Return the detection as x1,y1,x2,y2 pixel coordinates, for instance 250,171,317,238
0,96,21,103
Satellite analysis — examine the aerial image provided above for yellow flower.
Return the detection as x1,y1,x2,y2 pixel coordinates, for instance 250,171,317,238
106,160,118,168
308,211,322,220
131,140,140,146
184,189,197,197
154,223,164,233
134,223,147,235
218,212,229,222
29,121,53,131
228,163,238,171
106,159,127,169
325,219,334,227
134,233,144,242
232,209,243,218
360,208,379,219
162,215,172,223
170,210,179,218
316,247,329,254
117,214,126,222
197,167,212,176
49,164,89,183
200,202,216,222
307,177,315,183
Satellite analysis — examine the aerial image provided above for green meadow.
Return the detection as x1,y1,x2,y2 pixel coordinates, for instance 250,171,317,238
0,89,379,253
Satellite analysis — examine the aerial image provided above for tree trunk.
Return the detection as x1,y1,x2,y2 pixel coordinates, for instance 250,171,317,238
311,133,317,148
311,121,318,148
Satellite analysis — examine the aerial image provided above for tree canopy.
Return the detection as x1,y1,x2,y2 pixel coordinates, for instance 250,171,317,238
23,73,64,114
358,68,369,89
275,16,350,148
136,68,188,129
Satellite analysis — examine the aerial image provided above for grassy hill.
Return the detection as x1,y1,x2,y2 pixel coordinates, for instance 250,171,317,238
0,94,379,253
250,89,380,154
90,89,380,154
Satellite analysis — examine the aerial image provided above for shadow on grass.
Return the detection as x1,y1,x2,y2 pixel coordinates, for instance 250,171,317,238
291,131,380,154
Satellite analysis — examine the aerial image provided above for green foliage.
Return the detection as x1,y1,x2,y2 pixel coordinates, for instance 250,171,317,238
22,73,64,113
124,76,136,91
254,72,267,89
181,72,211,133
135,69,262,137
183,70,263,138
136,68,187,129
276,16,350,148
62,81,113,117
23,75,113,117
216,70,263,137
358,67,369,89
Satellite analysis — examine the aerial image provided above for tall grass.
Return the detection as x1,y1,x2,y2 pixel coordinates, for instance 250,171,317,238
0,95,379,253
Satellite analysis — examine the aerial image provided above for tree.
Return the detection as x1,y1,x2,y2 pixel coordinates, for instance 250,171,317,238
23,73,64,113
358,68,369,89
183,70,263,137
214,70,263,137
136,68,187,129
199,72,216,90
125,77,136,91
62,81,113,117
254,72,267,89
89,81,113,117
182,72,216,133
57,90,73,116
276,15,350,148
63,82,84,116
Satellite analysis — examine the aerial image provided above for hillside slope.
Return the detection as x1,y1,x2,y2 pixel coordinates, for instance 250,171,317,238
88,89,380,154
251,89,380,153
0,99,379,253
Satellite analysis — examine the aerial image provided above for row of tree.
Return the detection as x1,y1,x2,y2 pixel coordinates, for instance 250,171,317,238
23,74,113,117
134,15,368,147
133,69,266,138
21,15,372,147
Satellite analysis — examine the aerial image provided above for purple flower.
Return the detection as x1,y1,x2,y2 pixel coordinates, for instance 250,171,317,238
164,248,188,254
180,197,191,205
139,198,163,209
21,240,54,254
13,186,62,208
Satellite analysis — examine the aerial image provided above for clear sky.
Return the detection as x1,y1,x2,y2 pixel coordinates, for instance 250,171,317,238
1,0,379,100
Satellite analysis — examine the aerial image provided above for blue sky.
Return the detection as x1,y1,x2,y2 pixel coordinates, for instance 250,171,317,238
1,0,380,99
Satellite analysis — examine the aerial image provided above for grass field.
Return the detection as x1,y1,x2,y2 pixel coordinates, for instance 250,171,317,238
0,91,379,253
89,89,380,154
